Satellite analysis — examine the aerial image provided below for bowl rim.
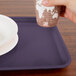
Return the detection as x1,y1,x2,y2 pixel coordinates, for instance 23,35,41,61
0,14,18,46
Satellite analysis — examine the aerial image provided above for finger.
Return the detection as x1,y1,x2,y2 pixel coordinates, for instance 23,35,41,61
64,8,76,23
64,13,68,18
42,0,67,6
64,8,72,19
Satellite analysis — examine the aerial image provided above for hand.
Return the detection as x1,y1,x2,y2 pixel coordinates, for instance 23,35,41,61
42,0,76,23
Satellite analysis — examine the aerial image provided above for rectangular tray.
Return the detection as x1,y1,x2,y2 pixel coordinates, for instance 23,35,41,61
0,17,71,70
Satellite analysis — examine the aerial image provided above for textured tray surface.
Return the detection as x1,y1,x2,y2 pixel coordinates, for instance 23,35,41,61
0,17,71,70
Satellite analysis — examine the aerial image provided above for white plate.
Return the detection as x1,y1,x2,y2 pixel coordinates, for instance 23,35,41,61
0,14,18,47
0,34,18,56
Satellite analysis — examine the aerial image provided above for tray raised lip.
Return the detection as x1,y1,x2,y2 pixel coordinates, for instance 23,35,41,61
0,17,71,70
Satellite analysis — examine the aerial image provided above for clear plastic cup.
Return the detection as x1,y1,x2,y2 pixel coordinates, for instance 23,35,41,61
35,0,60,27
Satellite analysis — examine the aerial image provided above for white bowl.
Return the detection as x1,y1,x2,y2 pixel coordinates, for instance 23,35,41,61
0,14,18,47
0,14,18,56
0,34,18,56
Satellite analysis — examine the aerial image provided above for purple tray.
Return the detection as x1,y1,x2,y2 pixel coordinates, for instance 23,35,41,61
0,17,71,70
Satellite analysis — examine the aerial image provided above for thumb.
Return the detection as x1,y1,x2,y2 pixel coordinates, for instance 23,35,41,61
42,0,67,6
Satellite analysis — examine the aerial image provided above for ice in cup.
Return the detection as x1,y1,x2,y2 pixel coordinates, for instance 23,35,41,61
35,0,60,27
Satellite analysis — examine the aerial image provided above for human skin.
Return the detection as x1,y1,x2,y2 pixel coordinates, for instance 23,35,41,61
42,0,76,23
